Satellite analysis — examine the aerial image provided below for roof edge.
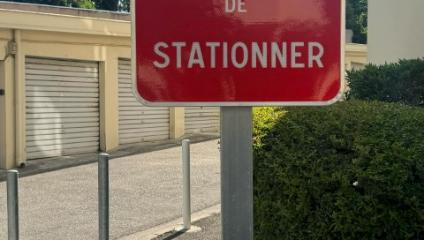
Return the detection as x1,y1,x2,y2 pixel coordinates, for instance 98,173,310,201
0,1,130,21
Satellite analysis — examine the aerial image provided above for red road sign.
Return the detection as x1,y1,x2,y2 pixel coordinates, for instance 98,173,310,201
132,0,344,106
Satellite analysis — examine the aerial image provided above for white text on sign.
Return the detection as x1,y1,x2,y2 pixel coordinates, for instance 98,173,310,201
153,41,324,69
225,0,247,13
152,1,326,70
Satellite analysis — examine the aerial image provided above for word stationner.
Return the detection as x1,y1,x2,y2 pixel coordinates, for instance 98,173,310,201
153,41,325,69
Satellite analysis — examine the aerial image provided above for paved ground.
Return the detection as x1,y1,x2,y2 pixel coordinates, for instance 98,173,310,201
175,214,221,240
0,135,217,181
0,140,221,240
155,214,221,240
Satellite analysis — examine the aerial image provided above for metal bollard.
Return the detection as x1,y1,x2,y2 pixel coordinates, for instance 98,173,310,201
7,170,19,240
98,153,110,240
182,139,191,230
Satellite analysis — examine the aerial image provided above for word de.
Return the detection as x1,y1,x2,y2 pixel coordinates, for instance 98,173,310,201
225,0,247,13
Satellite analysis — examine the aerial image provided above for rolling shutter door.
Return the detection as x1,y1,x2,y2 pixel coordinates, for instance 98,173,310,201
25,58,100,160
185,107,220,135
118,59,170,145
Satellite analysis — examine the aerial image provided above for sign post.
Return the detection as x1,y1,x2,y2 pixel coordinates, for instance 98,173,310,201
132,0,344,239
220,107,253,239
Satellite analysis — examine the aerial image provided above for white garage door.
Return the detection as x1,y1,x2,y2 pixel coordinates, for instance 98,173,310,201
118,59,170,145
185,107,220,135
25,58,100,160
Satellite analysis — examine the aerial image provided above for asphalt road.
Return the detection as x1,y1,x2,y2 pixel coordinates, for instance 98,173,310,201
0,140,221,240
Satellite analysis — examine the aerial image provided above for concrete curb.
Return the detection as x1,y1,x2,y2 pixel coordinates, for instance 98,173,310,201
118,204,221,240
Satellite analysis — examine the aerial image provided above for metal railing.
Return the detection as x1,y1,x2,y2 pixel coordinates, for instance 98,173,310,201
4,141,194,239
182,139,192,231
7,170,19,240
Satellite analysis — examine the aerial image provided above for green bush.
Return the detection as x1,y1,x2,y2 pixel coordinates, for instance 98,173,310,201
253,101,424,240
347,58,424,106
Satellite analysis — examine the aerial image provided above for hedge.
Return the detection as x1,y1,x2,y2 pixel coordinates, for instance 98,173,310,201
346,58,424,106
253,101,424,240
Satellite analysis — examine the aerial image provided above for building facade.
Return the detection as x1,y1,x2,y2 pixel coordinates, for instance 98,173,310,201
368,0,424,64
0,2,367,169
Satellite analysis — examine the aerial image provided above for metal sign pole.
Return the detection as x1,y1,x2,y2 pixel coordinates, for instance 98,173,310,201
7,170,19,240
182,139,192,230
220,107,254,240
98,153,110,240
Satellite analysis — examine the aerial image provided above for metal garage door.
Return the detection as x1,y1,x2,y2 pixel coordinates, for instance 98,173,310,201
25,58,100,160
185,107,220,135
118,59,170,145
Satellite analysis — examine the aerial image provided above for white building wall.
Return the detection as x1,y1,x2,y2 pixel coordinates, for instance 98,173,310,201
368,0,424,64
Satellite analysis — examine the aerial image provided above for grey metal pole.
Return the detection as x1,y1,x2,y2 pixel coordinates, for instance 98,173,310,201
7,170,19,240
220,107,254,240
182,139,191,230
98,153,110,240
